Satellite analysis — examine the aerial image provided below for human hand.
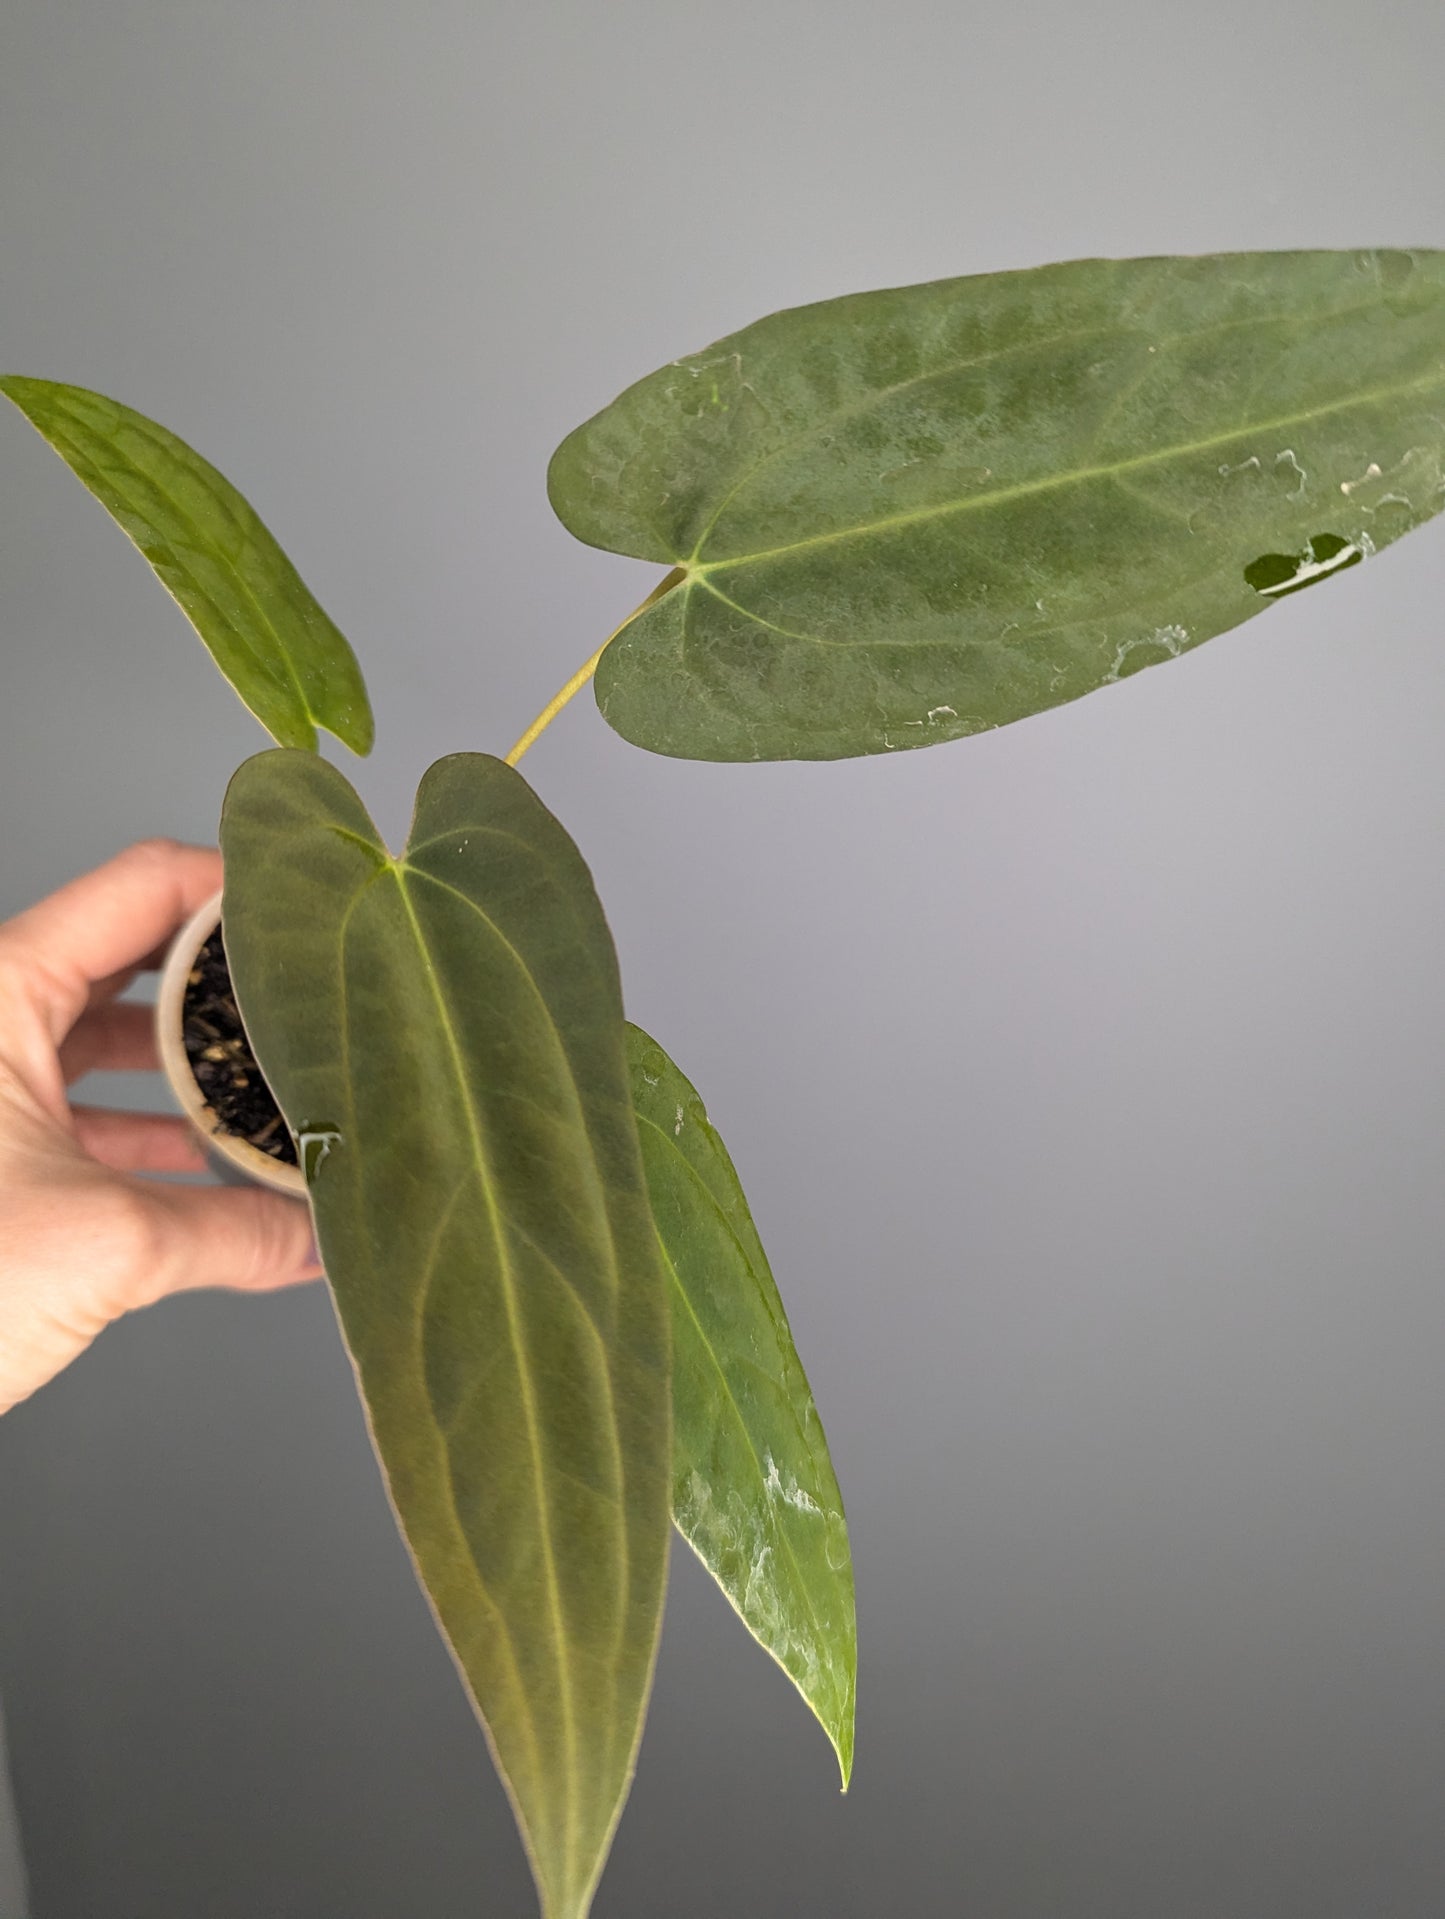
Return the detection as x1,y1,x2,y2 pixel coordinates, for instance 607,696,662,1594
0,839,323,1415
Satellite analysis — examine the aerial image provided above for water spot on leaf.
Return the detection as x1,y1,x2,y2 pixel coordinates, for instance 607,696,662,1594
1372,494,1419,530
1245,533,1365,598
1373,249,1418,291
1187,501,1223,537
824,1511,851,1572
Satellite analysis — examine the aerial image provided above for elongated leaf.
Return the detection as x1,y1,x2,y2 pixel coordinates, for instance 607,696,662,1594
549,250,1445,761
629,1025,855,1785
0,377,373,754
219,751,670,1919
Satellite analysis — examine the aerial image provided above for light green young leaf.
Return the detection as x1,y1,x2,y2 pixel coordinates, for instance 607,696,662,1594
548,250,1445,761
220,751,670,1919
628,1025,856,1786
0,377,373,754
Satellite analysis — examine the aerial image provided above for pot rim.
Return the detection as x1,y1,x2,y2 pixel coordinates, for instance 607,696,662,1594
155,889,308,1198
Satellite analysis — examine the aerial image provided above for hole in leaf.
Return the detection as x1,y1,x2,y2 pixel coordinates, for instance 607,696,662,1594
1244,533,1364,599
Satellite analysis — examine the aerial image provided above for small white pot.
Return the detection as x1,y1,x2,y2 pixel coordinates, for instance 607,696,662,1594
155,890,307,1197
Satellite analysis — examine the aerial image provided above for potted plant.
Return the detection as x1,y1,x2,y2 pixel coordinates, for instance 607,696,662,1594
154,889,307,1194
5,246,1443,1919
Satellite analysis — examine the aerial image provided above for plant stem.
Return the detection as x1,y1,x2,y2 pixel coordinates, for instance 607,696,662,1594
505,568,686,766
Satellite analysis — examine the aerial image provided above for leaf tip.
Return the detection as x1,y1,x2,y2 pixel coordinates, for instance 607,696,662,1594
827,1696,856,1792
0,374,43,421
329,693,376,759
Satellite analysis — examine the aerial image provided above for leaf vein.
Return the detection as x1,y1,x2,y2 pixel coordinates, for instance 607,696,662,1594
390,865,584,1889
38,396,315,733
698,369,1445,577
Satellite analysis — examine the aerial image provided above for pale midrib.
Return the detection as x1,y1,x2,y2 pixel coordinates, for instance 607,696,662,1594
43,401,316,733
390,865,584,1901
640,1115,848,1742
407,1184,562,1792
694,369,1445,578
404,859,634,1674
329,866,548,1797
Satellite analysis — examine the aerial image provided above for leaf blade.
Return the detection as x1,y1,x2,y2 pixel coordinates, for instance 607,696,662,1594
547,250,1445,760
0,377,373,754
220,751,671,1919
628,1026,856,1785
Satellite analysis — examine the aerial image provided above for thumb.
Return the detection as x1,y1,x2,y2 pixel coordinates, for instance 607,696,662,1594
138,1181,324,1302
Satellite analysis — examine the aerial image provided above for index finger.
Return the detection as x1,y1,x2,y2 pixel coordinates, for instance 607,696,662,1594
0,839,223,1042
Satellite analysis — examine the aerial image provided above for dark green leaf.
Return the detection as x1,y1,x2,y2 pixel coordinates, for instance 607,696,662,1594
0,377,373,754
220,751,670,1919
629,1026,855,1785
548,250,1445,761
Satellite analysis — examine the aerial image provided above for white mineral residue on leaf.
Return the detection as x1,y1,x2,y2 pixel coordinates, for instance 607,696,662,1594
1105,623,1190,682
297,1125,344,1182
1337,446,1444,517
824,1511,851,1573
1274,449,1307,498
661,349,771,426
764,1451,824,1517
743,1544,779,1634
894,703,960,735
1216,449,1307,499
682,1466,836,1699
1340,462,1383,495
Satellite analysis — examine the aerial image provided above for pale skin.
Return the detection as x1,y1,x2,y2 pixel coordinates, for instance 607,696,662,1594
0,839,323,1416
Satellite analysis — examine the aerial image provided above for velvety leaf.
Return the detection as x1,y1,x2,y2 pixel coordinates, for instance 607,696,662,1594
0,377,373,754
220,751,670,1919
628,1025,856,1785
548,250,1445,761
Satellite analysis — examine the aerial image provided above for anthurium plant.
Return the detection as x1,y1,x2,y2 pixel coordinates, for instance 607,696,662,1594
5,247,1443,1919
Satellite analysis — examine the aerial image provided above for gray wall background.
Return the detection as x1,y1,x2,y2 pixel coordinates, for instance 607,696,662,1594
3,2,1445,1914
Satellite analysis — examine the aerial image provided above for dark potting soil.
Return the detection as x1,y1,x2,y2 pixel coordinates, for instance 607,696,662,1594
182,928,298,1167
